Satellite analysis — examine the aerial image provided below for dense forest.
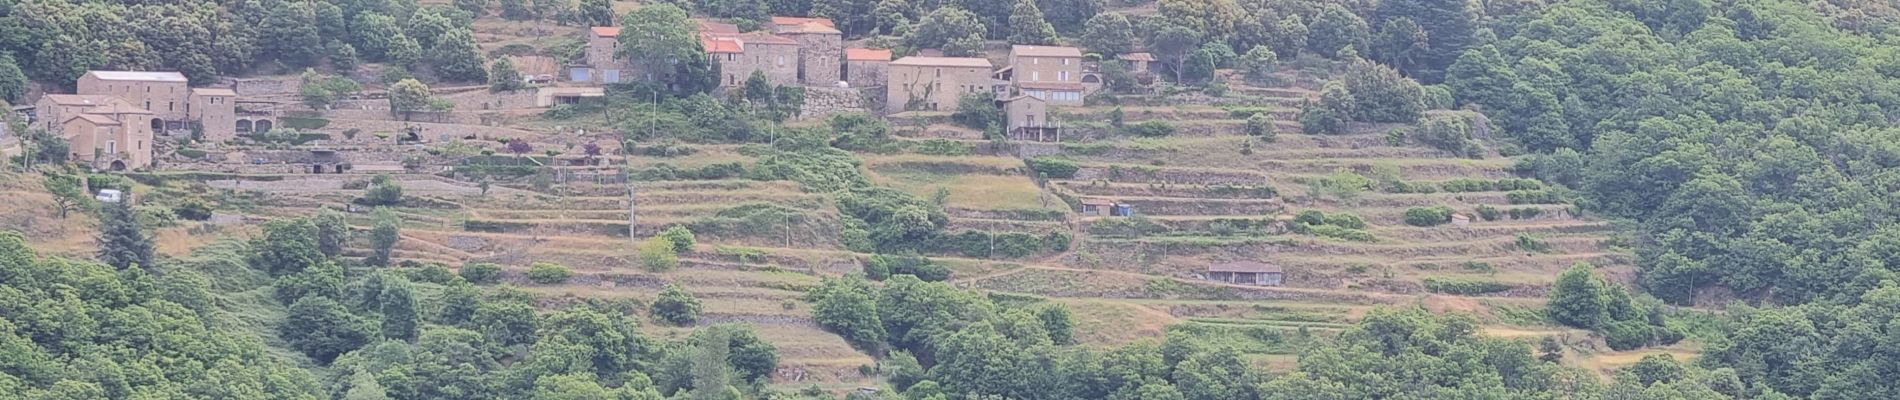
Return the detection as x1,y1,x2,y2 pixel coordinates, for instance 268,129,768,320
10,0,1900,398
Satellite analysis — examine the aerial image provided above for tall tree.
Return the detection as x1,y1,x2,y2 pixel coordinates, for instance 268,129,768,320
380,275,420,341
259,2,324,67
1374,0,1479,82
1147,24,1203,83
1306,4,1369,58
1037,0,1103,34
1080,13,1135,55
351,12,403,61
1007,0,1058,45
490,57,526,92
96,201,155,271
282,296,372,364
388,78,433,119
431,28,489,82
367,207,400,267
314,207,350,258
618,5,713,92
578,0,613,26
0,52,29,103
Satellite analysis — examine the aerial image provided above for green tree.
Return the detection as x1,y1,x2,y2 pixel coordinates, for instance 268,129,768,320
906,7,986,56
385,32,423,68
618,5,712,92
1299,81,1354,135
1306,4,1369,58
809,275,885,350
1007,0,1057,45
1080,13,1135,55
259,2,323,66
343,369,391,400
283,295,372,363
578,0,613,26
330,41,360,72
437,282,482,325
1147,24,1202,83
1341,59,1425,123
1548,263,1611,328
380,276,420,341
490,57,526,92
352,12,403,60
660,225,697,253
431,28,489,82
252,218,326,276
1037,0,1103,34
1373,0,1479,82
457,0,490,16
367,207,400,267
652,283,703,326
460,262,504,284
638,237,680,272
1241,45,1276,82
314,207,349,258
387,79,433,120
0,53,27,103
96,201,154,271
1246,113,1276,141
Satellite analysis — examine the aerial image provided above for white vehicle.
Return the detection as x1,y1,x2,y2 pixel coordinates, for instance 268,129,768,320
95,189,123,203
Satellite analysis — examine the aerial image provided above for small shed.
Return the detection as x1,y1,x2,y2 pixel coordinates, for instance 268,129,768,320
1111,203,1135,217
1080,198,1115,216
1117,53,1155,73
1450,213,1471,227
1206,261,1283,286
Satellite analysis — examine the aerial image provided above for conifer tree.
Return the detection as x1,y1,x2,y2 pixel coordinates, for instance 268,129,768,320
97,200,155,271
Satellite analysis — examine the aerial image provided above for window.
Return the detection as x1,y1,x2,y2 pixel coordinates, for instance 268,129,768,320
146,86,150,92
1034,58,1040,65
1060,71,1070,81
1063,58,1071,66
168,102,174,111
138,140,143,150
1032,71,1040,81
936,68,942,77
777,55,784,66
145,101,151,109
107,140,117,154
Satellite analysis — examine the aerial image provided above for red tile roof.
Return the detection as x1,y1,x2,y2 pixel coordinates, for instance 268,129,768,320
698,21,741,35
771,16,835,28
703,37,744,53
591,26,620,37
845,48,893,61
740,32,799,45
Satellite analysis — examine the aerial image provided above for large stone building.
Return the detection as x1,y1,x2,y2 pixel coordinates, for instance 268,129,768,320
188,88,238,142
77,71,190,125
578,16,846,89
886,56,994,112
35,71,240,170
1007,45,1086,106
771,17,843,85
844,48,892,88
35,95,155,170
573,27,642,84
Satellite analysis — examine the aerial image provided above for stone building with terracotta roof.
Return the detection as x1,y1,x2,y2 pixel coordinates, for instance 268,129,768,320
886,56,994,112
773,20,843,85
1007,45,1086,105
707,31,801,87
845,48,892,88
578,16,847,88
34,95,156,170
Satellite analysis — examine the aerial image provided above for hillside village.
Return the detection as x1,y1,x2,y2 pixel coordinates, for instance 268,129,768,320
7,0,1900,399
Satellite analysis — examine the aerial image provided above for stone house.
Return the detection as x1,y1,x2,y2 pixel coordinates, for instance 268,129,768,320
1080,198,1114,216
77,71,189,126
707,31,801,88
188,88,237,142
771,17,843,85
54,97,155,170
887,56,994,112
845,48,892,88
573,27,642,84
1007,45,1085,105
1117,53,1154,73
1002,94,1057,140
1206,261,1283,286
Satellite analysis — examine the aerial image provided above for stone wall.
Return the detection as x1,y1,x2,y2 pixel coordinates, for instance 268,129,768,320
230,78,295,96
788,33,842,84
846,60,886,88
797,86,867,121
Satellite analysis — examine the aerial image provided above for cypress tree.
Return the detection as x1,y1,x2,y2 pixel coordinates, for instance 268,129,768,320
97,201,155,271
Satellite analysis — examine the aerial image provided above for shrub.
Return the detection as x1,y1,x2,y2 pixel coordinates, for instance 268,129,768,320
1245,113,1276,141
1423,278,1514,295
650,284,702,326
408,264,457,284
1475,205,1502,221
1605,320,1654,351
526,262,573,284
358,174,403,206
1507,190,1565,204
1308,224,1376,242
1125,120,1176,137
912,138,975,156
659,225,697,253
1403,206,1455,227
1516,234,1552,252
460,263,504,284
173,198,214,221
1508,207,1544,220
1322,213,1366,229
638,237,680,272
1026,157,1081,179
1414,114,1475,155
867,254,951,281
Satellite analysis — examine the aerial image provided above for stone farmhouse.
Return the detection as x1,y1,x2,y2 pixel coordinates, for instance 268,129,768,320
573,16,846,89
1004,45,1086,106
845,48,892,88
886,56,994,112
33,71,244,170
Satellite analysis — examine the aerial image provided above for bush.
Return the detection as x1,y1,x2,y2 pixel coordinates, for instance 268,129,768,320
526,262,573,284
1124,120,1176,137
1307,224,1376,242
1507,190,1565,204
1403,206,1455,227
358,175,403,206
1245,113,1276,141
638,237,680,272
1322,213,1366,229
173,198,214,221
1516,235,1552,252
1026,157,1081,179
651,284,702,326
1475,205,1502,221
1605,320,1654,351
950,92,1001,129
867,254,951,281
1423,278,1514,295
659,225,696,253
407,264,457,284
460,263,504,284
1508,207,1544,220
